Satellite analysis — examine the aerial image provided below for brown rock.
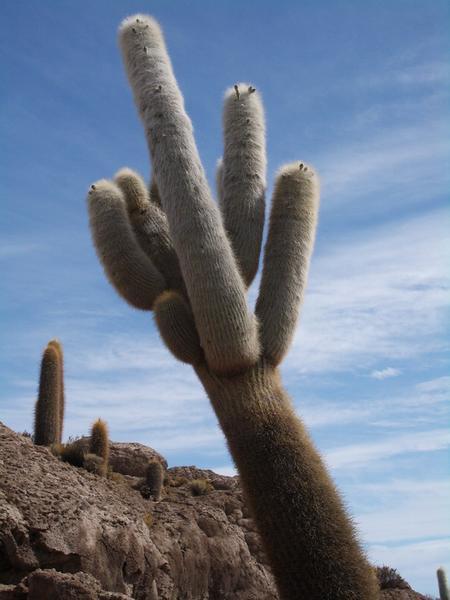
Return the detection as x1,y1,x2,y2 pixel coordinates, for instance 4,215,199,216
70,437,167,477
0,423,430,599
0,423,275,598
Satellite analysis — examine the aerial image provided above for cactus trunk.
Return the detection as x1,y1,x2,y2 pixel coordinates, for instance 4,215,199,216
197,362,379,600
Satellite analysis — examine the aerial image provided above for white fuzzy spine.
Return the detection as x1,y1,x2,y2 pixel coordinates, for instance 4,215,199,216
256,163,319,365
87,180,166,310
221,84,266,287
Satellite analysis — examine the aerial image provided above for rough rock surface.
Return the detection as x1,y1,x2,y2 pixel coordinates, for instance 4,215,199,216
0,423,275,599
0,423,433,599
70,437,167,477
0,569,134,599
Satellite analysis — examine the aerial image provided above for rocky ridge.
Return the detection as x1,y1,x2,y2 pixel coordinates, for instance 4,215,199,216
0,422,432,599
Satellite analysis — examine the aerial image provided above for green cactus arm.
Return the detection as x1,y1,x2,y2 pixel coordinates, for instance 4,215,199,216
197,362,379,599
87,179,166,310
34,344,61,446
154,290,203,365
256,162,319,366
118,15,259,374
48,338,64,443
438,568,450,600
220,84,266,287
215,158,224,204
114,168,185,292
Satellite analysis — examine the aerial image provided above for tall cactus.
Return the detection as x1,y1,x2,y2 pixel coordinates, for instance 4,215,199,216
34,342,61,446
438,568,450,600
48,338,65,442
87,14,379,599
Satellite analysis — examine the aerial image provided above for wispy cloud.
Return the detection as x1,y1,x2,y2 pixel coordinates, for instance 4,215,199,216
369,538,450,595
285,208,449,376
371,367,401,380
326,429,450,470
0,240,44,259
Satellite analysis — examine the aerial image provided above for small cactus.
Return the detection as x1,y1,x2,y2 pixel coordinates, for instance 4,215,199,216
34,343,61,446
143,461,163,501
438,568,450,600
89,418,109,476
190,478,212,496
83,453,105,476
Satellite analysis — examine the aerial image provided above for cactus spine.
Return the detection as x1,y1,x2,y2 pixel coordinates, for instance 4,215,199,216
438,568,450,600
86,14,379,599
144,461,164,501
34,342,62,446
89,418,109,476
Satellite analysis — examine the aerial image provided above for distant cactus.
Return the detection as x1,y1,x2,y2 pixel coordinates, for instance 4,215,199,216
190,479,212,497
144,461,163,501
34,343,61,446
89,419,109,476
438,568,450,600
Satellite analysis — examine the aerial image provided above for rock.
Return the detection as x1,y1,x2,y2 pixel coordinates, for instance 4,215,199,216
0,423,430,599
70,437,167,477
0,423,276,599
0,570,134,599
27,569,134,599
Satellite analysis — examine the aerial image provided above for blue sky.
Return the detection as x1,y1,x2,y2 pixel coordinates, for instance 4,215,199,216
1,0,449,595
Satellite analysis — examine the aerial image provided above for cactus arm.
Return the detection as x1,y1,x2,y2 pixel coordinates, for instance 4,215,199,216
215,158,224,204
220,84,266,287
87,180,166,310
114,168,185,292
438,568,450,600
198,362,379,600
48,339,64,443
34,344,60,446
154,291,203,365
118,15,259,374
256,163,319,366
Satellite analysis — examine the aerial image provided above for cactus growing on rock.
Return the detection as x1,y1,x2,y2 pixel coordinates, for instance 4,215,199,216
34,341,62,446
47,338,65,442
86,14,378,599
438,568,450,600
89,418,109,476
144,461,164,501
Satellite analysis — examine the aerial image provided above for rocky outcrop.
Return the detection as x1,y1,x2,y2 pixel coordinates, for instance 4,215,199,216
70,437,167,477
0,423,275,599
0,423,432,599
0,569,134,599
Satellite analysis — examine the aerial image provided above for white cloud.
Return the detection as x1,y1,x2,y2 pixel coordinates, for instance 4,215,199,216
371,367,401,380
0,240,44,259
416,376,450,397
326,429,450,470
369,538,450,596
211,465,237,477
285,208,449,375
355,479,450,543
